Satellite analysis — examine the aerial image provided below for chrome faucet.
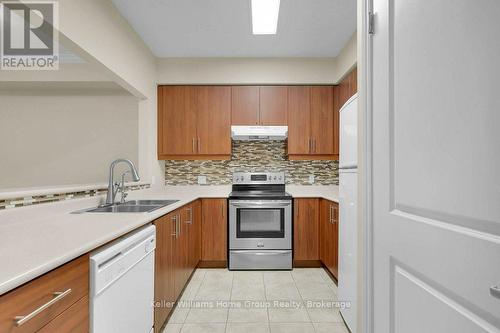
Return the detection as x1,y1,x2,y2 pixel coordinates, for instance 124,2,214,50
105,159,140,205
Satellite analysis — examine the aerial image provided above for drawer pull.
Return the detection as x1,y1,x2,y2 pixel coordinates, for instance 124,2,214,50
14,288,72,326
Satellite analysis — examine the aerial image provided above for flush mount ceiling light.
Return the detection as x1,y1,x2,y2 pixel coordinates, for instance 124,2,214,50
251,0,280,35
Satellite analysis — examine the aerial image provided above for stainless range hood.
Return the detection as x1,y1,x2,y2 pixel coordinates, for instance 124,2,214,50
231,126,288,141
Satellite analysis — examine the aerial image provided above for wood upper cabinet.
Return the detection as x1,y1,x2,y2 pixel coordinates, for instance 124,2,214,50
294,198,319,261
287,86,312,155
196,86,232,156
231,86,288,126
310,86,334,155
0,254,89,333
201,199,227,262
158,86,231,160
288,86,335,159
260,86,288,125
158,86,197,157
333,86,340,156
334,67,357,157
231,86,260,125
320,199,339,278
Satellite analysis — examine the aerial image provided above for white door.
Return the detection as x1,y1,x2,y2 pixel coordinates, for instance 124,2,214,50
371,0,500,332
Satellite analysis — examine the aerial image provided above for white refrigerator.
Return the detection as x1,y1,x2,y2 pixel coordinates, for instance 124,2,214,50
338,93,358,333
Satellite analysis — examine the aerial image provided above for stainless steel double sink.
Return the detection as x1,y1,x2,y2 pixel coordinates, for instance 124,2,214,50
74,199,179,214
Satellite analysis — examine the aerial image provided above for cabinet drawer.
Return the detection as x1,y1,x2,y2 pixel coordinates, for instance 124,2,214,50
38,296,88,333
0,254,89,332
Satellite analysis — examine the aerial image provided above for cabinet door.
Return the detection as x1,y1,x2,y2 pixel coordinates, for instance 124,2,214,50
331,202,339,278
201,199,227,261
196,86,231,156
154,213,175,332
310,86,334,155
185,201,202,273
333,86,340,156
231,86,260,125
157,86,197,158
260,86,288,125
293,199,319,260
287,86,311,155
174,211,189,297
319,199,333,269
338,73,351,108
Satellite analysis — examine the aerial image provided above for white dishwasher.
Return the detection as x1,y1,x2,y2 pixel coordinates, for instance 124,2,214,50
90,224,156,333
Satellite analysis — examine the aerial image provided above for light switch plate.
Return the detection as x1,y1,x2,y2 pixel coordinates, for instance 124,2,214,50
308,175,315,184
198,175,207,185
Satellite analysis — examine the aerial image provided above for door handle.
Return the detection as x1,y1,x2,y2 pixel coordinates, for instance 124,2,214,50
312,138,316,153
491,285,500,299
192,138,196,153
308,138,312,153
329,204,333,224
197,138,200,153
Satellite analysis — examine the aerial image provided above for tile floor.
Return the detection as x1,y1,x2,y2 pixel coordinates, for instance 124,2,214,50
161,268,350,333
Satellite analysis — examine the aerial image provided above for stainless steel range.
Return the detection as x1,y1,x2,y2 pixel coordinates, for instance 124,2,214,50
228,172,292,270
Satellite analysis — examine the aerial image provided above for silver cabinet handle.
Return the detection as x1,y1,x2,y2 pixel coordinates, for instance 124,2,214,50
197,138,200,153
171,215,177,238
329,204,333,224
186,207,193,224
491,285,500,299
312,138,316,153
192,138,196,153
308,138,312,153
177,214,181,237
14,288,72,326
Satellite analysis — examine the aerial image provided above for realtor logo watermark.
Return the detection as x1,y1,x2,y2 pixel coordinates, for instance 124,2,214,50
1,1,59,70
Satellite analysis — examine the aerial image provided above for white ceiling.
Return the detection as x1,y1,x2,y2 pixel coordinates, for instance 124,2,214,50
111,0,356,58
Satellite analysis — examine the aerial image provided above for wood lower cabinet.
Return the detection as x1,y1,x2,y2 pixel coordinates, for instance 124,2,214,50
201,199,227,263
154,200,203,332
0,254,89,333
320,199,339,278
293,198,320,261
154,211,176,332
38,295,88,333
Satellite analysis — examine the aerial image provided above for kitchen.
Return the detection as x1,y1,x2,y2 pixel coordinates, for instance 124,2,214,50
1,1,499,333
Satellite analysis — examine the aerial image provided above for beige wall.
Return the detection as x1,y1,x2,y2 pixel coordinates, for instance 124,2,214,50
0,94,138,189
156,58,338,84
156,36,357,85
335,33,357,81
54,0,162,187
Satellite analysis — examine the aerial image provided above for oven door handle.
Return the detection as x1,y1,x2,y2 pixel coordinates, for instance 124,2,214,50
230,201,291,207
231,250,291,256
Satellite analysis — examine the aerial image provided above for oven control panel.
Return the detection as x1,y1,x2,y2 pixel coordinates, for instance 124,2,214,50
232,172,285,184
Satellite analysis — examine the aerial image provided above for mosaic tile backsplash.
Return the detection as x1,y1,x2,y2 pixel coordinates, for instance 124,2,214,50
165,141,338,185
0,183,150,210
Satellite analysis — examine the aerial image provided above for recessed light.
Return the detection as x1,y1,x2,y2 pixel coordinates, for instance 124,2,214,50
251,0,280,35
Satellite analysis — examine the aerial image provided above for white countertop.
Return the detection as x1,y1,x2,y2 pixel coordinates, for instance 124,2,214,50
0,184,337,295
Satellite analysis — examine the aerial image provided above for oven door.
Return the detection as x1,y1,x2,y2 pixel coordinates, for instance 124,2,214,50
229,200,292,249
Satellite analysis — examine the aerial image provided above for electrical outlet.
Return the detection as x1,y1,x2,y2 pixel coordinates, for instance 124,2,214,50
197,175,207,185
308,175,315,184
